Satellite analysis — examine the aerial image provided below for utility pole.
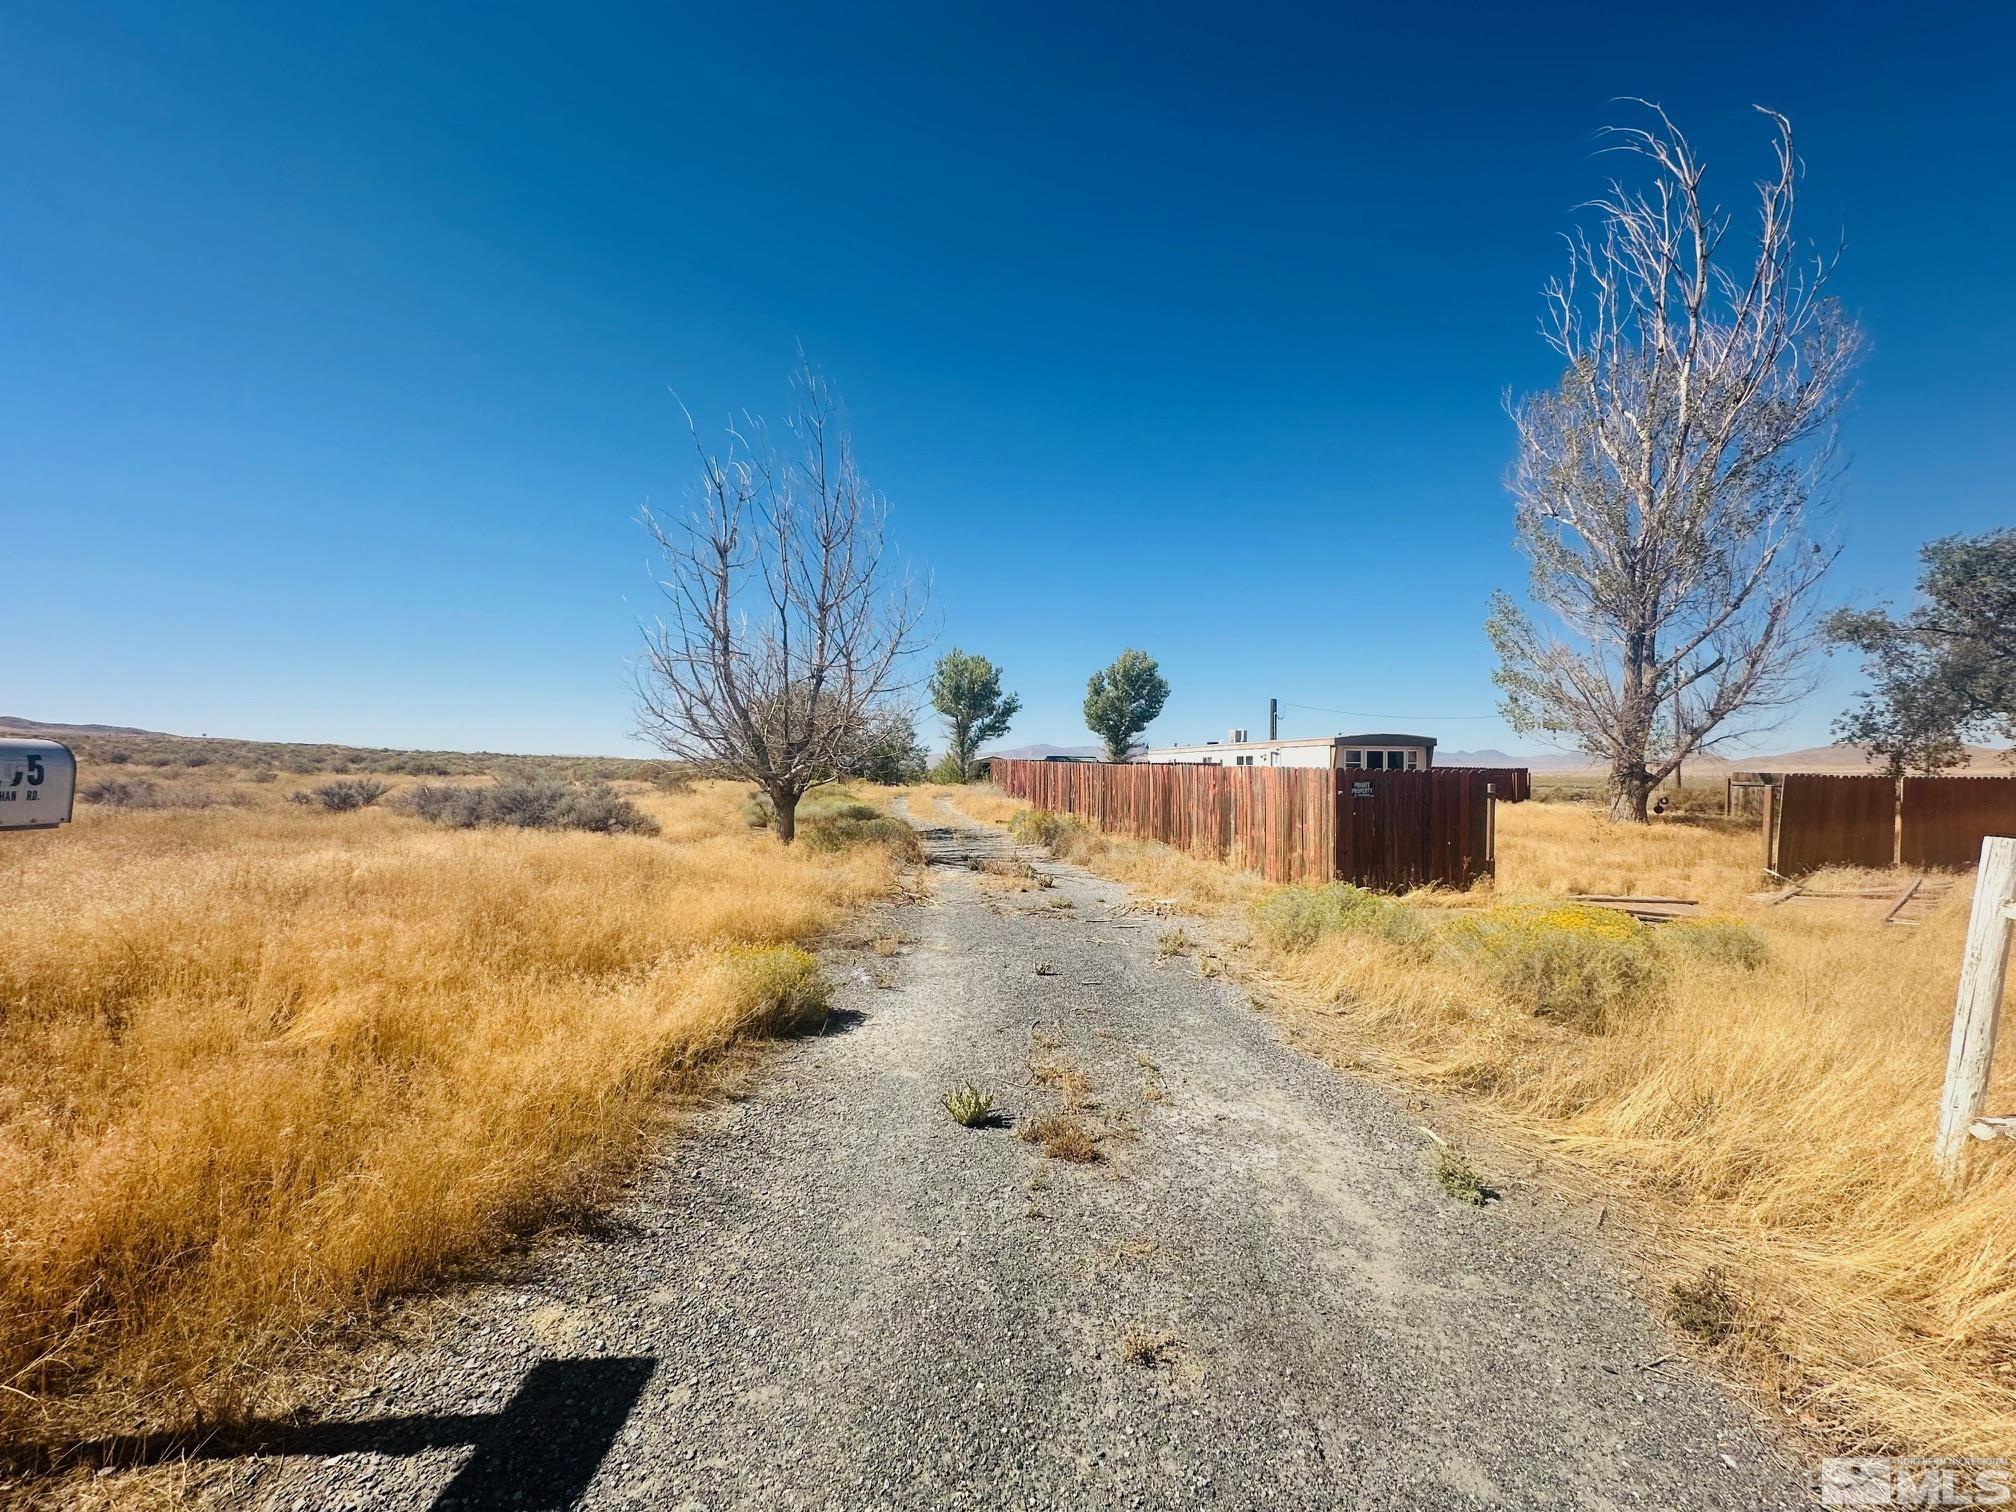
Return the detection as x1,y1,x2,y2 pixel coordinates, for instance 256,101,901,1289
1672,682,1684,789
1268,698,1278,741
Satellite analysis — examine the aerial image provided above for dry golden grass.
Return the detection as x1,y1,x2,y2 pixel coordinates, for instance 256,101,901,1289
952,783,2016,1455
0,779,902,1456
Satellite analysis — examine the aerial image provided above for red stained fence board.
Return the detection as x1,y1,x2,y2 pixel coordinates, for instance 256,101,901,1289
1901,776,2016,869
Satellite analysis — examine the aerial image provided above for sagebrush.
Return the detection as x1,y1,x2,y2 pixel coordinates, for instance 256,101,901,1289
403,780,659,835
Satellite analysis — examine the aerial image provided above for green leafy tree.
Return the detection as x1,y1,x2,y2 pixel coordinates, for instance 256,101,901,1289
842,706,931,785
1828,529,2016,775
1084,649,1169,762
928,649,1021,781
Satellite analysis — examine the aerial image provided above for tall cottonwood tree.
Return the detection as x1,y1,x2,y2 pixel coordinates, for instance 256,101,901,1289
929,649,1021,781
1084,649,1169,762
1489,104,1862,821
637,362,928,842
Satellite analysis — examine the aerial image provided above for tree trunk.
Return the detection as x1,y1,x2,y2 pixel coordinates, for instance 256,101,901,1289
1608,629,1656,823
1608,760,1653,823
772,789,800,844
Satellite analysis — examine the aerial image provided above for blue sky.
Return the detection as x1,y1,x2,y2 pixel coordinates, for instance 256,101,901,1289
6,3,2011,757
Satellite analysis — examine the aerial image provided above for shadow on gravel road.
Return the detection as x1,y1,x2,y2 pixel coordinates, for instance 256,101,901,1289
23,1356,655,1510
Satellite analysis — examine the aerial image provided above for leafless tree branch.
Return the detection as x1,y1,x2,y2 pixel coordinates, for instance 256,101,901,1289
635,360,930,841
1492,104,1861,820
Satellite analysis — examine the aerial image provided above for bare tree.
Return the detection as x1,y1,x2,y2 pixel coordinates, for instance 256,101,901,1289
1489,104,1862,821
637,362,928,842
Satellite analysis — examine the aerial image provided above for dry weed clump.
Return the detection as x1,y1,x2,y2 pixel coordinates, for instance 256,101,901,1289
1020,1115,1102,1163
1119,1328,1182,1369
0,781,899,1452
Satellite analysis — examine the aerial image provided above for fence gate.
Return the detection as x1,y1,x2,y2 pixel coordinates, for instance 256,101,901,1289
1335,769,1497,891
1771,773,1897,874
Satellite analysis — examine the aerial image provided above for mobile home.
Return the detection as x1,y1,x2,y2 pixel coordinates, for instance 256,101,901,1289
1136,732,1436,771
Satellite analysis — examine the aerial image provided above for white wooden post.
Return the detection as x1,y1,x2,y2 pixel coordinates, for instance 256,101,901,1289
1934,836,2016,1182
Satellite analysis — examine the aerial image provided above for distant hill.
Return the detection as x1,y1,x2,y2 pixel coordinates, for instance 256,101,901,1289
1,716,170,737
1738,742,2011,773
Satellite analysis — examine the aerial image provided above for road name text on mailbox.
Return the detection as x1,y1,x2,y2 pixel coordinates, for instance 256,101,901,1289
0,739,77,830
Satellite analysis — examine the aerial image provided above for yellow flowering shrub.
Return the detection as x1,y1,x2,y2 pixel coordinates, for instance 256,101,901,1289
1445,901,1667,1030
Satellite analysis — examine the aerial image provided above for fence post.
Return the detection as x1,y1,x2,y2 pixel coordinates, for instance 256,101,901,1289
1760,782,1776,873
1933,836,2016,1182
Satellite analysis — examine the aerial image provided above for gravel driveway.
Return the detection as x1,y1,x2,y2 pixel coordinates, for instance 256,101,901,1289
191,796,1806,1510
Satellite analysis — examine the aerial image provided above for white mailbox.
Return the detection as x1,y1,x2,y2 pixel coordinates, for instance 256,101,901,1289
0,739,77,830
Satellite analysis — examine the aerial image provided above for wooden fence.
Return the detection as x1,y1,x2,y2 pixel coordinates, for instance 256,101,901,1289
1903,777,2016,870
1437,766,1532,803
1769,774,1897,874
992,760,1336,883
988,759,1509,890
1766,771,2016,874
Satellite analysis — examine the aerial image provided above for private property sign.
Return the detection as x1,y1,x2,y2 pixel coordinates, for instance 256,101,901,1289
0,739,77,830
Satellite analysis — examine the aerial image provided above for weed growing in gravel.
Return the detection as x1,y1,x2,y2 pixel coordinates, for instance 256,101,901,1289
941,1084,997,1128
1668,1268,1741,1346
1429,1145,1488,1206
1156,928,1194,955
1032,1059,1097,1111
1120,1328,1182,1368
1020,1114,1101,1163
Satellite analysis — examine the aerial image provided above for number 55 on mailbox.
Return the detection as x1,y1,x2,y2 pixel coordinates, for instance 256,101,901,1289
0,740,78,831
